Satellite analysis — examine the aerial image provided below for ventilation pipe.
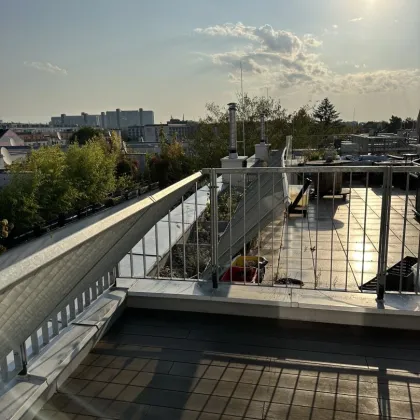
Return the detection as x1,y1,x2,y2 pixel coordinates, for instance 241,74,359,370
228,102,238,159
260,114,266,144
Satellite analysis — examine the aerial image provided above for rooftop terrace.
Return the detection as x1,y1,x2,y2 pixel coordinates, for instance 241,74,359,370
35,309,420,420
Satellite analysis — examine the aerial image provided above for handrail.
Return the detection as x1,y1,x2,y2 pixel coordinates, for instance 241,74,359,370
0,172,203,381
203,166,420,174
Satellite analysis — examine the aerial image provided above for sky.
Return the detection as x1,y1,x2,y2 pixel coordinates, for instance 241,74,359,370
0,0,419,124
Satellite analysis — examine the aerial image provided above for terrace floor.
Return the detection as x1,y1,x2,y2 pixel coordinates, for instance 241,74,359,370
260,187,419,291
35,309,420,420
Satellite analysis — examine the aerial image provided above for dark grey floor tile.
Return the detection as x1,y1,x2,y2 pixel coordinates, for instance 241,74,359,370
80,397,112,417
44,393,72,410
76,366,104,381
116,385,145,402
106,400,132,419
145,406,199,420
78,381,107,398
112,369,138,385
240,370,262,385
60,379,90,395
379,397,420,419
142,359,173,374
224,398,265,419
232,383,256,400
134,388,207,411
91,355,115,368
203,395,229,414
125,358,149,371
221,367,243,382
97,383,126,400
212,381,236,397
203,366,226,381
62,396,92,415
170,362,208,378
130,371,154,387
94,368,120,382
193,378,218,395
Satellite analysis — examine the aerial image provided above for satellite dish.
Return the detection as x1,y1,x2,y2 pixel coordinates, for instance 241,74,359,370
1,147,12,166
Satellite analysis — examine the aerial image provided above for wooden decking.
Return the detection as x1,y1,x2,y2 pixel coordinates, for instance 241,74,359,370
36,309,420,419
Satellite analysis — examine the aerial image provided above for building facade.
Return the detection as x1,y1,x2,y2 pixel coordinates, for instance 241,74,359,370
51,108,154,129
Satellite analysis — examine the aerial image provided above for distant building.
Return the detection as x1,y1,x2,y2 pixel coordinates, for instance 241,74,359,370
51,113,101,128
127,126,143,141
51,108,154,129
0,129,24,147
143,125,169,143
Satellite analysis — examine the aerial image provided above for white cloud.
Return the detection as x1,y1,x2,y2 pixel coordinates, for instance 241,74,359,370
24,61,68,75
349,17,364,22
332,24,338,29
194,22,321,56
194,22,420,96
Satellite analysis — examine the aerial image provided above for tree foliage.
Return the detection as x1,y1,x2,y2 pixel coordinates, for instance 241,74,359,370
313,98,341,127
387,115,402,134
69,127,103,145
148,141,193,189
0,131,140,236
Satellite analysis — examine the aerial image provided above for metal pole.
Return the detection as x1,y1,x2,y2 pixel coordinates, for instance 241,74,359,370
377,167,392,301
210,168,219,288
241,61,245,156
229,174,233,284
243,173,246,285
182,196,186,280
195,183,200,280
168,210,173,279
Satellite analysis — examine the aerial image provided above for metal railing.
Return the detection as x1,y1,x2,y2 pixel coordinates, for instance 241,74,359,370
126,162,420,301
204,165,420,298
0,172,202,388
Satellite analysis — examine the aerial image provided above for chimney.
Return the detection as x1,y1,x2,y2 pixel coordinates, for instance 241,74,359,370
228,103,238,159
260,113,266,144
116,108,121,130
139,108,143,126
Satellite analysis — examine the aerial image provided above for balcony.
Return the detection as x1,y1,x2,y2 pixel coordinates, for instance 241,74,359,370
1,150,420,419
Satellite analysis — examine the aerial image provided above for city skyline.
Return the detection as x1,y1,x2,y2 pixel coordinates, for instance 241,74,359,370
1,0,419,123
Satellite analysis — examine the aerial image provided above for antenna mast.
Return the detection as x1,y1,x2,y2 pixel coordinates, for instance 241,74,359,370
240,61,245,156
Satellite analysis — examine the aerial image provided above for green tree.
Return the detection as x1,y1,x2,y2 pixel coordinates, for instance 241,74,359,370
23,146,78,220
0,174,41,233
313,98,341,128
387,115,402,133
65,139,117,208
403,117,415,130
69,127,103,145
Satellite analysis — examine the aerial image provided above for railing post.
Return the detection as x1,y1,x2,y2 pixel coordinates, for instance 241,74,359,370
377,166,392,301
18,344,28,376
210,168,219,289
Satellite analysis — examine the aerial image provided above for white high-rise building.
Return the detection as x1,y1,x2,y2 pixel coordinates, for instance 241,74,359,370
50,108,154,129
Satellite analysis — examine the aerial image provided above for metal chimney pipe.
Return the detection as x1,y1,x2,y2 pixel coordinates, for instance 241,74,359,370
228,103,238,159
260,114,266,144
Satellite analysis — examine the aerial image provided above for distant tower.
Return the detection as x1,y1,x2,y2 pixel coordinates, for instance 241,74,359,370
116,108,121,130
139,108,143,126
